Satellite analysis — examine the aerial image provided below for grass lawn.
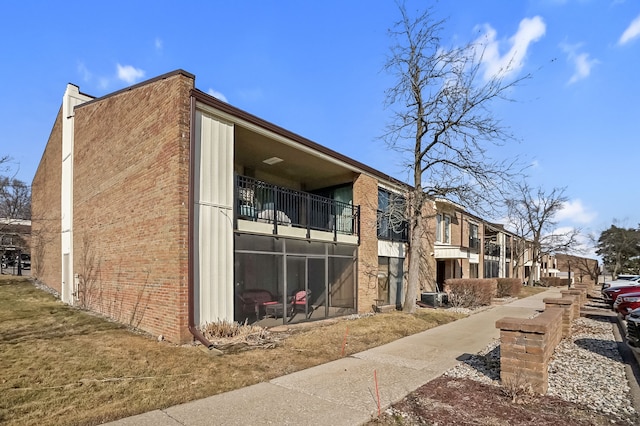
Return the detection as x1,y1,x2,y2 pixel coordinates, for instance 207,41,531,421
519,285,553,299
0,276,465,426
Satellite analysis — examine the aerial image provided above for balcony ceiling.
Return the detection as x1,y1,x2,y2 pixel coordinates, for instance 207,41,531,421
235,125,356,191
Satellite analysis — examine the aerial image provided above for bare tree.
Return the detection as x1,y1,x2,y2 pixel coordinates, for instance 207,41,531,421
383,3,526,312
0,177,31,219
77,232,101,309
505,183,581,286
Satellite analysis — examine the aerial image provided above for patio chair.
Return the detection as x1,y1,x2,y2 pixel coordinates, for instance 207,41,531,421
289,289,313,321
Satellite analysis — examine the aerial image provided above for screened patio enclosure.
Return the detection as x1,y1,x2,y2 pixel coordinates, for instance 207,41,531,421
234,234,357,325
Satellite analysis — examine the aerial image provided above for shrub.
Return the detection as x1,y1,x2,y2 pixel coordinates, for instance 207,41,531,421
496,278,522,297
445,279,496,308
539,277,569,287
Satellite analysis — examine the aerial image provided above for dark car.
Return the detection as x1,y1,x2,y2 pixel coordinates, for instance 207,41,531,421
626,308,640,347
613,291,640,318
20,253,30,269
603,284,640,305
1,253,30,269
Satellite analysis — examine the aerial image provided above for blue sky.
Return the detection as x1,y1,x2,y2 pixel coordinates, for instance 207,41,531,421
1,0,639,253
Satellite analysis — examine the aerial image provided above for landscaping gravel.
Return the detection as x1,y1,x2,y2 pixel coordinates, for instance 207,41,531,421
443,314,638,422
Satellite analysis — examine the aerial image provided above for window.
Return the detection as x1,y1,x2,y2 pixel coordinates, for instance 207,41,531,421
377,188,408,242
484,260,499,278
468,223,479,249
444,215,450,243
469,263,479,279
436,214,451,244
378,256,404,306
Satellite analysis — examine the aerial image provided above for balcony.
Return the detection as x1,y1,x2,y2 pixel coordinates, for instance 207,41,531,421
484,242,501,258
235,175,360,241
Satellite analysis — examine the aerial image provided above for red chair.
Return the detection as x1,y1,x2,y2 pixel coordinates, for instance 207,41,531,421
289,290,312,321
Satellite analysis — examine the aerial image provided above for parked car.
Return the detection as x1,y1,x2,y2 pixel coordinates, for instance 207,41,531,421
1,253,30,269
20,253,30,269
613,291,640,318
626,307,640,347
617,274,640,280
603,284,640,305
601,275,640,293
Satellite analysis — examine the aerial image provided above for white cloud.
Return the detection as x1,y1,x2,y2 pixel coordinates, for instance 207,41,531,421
155,38,163,51
619,14,640,45
98,77,110,90
560,42,599,84
475,16,546,81
207,88,228,103
77,62,92,82
116,64,145,84
555,199,597,224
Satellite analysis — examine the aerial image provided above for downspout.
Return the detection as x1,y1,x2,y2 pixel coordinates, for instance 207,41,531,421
187,95,214,349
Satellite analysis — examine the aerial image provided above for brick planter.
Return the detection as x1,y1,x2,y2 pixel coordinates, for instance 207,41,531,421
573,283,590,298
543,297,575,338
496,308,563,394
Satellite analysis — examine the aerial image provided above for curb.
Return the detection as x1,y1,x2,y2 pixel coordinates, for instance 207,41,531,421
613,314,640,415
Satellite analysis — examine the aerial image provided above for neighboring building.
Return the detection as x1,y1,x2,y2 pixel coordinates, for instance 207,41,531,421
0,218,31,271
555,253,600,287
31,69,540,344
538,254,560,279
431,199,529,289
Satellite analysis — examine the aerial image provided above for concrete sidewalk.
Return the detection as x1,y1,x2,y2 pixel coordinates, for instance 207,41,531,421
107,287,562,426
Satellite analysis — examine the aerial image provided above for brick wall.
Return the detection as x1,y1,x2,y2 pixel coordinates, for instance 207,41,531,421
561,289,583,319
496,308,563,394
353,173,379,312
544,296,575,338
71,72,194,343
31,107,63,292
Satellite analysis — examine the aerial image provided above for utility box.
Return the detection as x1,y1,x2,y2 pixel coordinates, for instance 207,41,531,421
421,292,448,307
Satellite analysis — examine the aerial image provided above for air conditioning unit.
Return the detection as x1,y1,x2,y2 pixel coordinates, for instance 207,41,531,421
420,292,448,307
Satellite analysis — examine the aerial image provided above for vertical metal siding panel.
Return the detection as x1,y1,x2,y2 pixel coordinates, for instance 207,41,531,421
216,118,233,320
195,112,234,325
209,118,222,319
210,116,224,318
221,119,234,320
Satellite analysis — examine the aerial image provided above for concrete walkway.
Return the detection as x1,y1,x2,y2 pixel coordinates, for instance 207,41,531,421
107,287,563,426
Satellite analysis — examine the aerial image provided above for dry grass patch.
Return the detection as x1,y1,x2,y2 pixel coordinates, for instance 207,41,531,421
0,277,464,426
518,285,549,299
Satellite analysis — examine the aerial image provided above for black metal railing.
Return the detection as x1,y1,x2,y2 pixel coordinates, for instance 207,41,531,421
484,241,501,257
235,175,360,239
377,210,409,242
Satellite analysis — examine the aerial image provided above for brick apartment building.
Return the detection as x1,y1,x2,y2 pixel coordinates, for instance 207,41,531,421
33,70,418,344
32,69,564,344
